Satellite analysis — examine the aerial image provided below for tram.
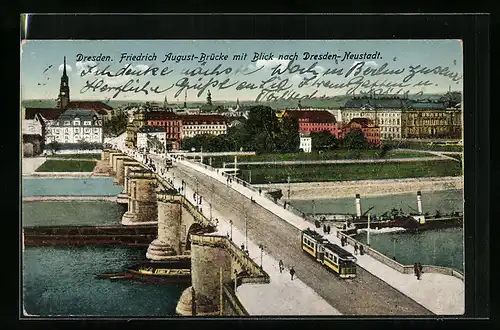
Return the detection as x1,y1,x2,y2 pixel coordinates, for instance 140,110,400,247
301,228,357,279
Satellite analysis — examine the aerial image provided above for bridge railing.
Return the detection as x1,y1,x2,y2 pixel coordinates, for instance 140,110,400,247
222,283,249,316
187,159,318,226
336,231,464,281
190,234,270,283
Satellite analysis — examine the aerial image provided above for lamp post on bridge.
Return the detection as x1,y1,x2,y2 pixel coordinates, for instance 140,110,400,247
229,220,233,241
245,213,248,254
258,244,265,269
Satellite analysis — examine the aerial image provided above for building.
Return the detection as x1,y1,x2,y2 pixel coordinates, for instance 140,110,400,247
66,101,114,121
45,108,103,145
180,115,228,139
136,126,167,152
22,108,45,156
125,109,146,148
24,56,114,144
283,110,339,138
299,134,312,153
146,111,183,151
402,101,462,139
341,96,462,140
342,97,406,140
341,118,381,146
228,117,245,128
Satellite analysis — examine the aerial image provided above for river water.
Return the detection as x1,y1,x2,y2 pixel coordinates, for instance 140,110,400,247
22,177,187,317
289,190,464,272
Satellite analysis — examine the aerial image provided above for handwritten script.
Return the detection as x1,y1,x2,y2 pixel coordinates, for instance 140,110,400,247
73,55,462,101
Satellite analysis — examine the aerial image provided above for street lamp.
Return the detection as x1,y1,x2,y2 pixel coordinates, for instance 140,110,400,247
245,214,248,253
229,220,233,240
258,244,265,269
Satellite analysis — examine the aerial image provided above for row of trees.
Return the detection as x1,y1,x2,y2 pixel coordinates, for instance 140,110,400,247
180,105,382,154
181,106,300,154
103,112,128,137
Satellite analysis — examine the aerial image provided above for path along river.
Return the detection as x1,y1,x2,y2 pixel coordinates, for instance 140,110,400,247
22,177,188,317
289,189,464,271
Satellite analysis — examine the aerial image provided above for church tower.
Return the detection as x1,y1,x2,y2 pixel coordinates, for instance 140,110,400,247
56,56,70,109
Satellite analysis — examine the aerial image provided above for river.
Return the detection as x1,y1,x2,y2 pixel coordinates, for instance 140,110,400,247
22,177,186,317
289,190,464,272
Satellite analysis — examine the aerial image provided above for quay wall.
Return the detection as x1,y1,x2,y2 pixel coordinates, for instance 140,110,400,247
336,231,464,281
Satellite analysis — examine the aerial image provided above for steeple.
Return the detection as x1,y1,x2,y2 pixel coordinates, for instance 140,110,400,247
183,90,187,108
56,56,70,109
207,90,212,106
163,95,169,110
63,56,67,77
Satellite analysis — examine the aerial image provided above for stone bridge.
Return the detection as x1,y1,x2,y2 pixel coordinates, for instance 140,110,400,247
102,149,270,315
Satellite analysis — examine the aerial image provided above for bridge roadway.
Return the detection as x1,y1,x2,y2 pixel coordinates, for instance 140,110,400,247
163,158,432,315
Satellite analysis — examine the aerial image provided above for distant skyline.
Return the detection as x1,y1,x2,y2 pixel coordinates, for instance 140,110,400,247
21,40,463,102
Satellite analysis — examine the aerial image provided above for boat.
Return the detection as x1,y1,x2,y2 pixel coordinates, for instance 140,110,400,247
125,259,191,282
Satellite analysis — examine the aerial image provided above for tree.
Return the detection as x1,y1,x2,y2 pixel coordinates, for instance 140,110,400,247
277,116,300,153
311,131,338,151
47,139,61,154
342,130,367,149
379,142,393,158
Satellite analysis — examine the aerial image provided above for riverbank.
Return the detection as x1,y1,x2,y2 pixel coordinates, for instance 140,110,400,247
255,176,463,200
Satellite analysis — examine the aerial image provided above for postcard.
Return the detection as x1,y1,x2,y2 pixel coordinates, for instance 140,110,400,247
21,39,464,317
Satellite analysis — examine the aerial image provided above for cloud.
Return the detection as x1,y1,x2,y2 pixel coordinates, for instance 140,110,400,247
75,60,97,75
58,63,72,72
350,60,378,68
247,57,290,72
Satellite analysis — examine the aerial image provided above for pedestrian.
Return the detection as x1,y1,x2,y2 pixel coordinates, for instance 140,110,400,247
359,244,364,256
284,201,287,209
418,262,423,276
259,188,262,195
241,243,245,251
290,267,296,280
278,259,284,273
354,243,358,255
327,225,331,234
323,224,327,234
413,263,418,277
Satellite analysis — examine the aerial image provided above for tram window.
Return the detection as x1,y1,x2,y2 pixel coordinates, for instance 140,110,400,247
334,256,338,263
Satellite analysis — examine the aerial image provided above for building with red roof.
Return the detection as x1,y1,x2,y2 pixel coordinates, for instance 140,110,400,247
283,110,339,138
341,118,381,146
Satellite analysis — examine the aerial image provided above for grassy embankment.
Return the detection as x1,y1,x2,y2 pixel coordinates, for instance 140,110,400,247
396,141,463,152
202,150,431,168
238,160,461,184
46,153,101,160
35,159,97,172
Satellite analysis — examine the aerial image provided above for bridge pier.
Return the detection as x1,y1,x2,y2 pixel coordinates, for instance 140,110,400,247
121,170,158,226
101,149,111,162
117,161,141,205
146,193,183,260
113,155,130,185
176,235,233,316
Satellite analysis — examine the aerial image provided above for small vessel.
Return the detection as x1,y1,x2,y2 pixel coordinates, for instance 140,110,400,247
96,259,191,283
125,259,191,282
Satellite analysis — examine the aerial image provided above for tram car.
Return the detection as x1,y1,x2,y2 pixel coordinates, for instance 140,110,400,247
301,228,357,279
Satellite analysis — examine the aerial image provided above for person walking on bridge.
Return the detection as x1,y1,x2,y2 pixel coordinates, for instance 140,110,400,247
354,243,359,255
259,188,262,195
278,259,284,273
290,267,296,280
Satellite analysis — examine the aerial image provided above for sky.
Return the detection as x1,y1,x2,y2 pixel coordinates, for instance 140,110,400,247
20,40,463,102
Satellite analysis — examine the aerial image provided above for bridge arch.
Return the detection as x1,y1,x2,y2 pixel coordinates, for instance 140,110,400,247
185,222,204,252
